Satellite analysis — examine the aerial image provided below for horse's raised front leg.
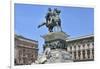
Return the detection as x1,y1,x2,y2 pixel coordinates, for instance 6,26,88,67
38,22,46,28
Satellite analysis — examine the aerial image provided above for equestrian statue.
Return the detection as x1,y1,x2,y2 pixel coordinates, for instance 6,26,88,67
38,8,62,32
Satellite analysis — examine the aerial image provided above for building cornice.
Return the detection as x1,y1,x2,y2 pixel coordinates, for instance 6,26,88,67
15,34,38,44
66,34,94,42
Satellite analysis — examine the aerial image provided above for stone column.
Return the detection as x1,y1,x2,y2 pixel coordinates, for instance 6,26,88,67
90,49,93,59
72,51,74,60
85,50,88,59
76,51,79,60
84,43,87,59
80,50,83,60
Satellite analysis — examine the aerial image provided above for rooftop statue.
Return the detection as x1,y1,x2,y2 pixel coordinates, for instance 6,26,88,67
38,8,62,32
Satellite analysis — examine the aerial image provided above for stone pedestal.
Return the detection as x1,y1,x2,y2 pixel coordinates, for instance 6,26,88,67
42,32,69,50
45,49,73,63
36,32,73,64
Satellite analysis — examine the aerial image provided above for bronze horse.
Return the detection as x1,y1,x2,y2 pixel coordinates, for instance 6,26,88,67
38,8,62,32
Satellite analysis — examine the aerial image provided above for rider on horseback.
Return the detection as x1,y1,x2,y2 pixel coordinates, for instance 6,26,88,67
45,8,53,26
38,8,62,32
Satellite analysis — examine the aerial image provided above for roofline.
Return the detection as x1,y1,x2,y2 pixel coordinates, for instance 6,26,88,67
15,34,38,43
66,34,94,42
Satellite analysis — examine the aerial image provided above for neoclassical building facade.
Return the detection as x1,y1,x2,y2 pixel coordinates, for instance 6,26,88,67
66,34,94,62
14,34,38,65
